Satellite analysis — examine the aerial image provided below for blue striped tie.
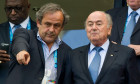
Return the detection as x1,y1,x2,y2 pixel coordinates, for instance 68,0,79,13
121,11,138,45
89,47,103,83
13,24,21,33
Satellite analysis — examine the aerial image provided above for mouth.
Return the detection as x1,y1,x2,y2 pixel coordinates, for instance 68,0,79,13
10,17,18,21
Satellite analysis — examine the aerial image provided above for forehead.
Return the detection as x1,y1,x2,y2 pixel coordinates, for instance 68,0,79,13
87,12,107,23
42,11,64,22
6,0,25,6
127,0,140,2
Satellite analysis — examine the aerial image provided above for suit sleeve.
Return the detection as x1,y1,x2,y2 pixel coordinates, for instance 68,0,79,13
127,49,140,84
11,28,30,56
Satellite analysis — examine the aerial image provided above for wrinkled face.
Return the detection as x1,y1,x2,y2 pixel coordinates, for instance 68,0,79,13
37,11,64,44
5,0,30,24
85,11,112,46
127,0,140,10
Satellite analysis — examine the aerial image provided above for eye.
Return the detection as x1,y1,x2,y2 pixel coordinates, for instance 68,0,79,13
15,7,22,11
45,22,51,27
5,7,12,12
54,24,61,28
96,22,102,26
88,23,93,27
97,23,101,25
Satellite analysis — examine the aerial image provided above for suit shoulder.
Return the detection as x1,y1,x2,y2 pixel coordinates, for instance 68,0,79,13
113,43,135,53
60,41,72,51
73,45,89,52
0,22,9,28
106,6,127,17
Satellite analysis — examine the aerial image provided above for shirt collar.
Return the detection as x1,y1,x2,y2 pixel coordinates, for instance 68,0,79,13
37,31,62,46
89,39,110,53
128,6,140,16
9,16,30,29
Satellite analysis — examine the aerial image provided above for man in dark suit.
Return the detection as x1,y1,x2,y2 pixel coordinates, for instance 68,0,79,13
70,11,140,84
6,3,71,84
0,0,36,83
114,0,127,8
106,0,140,70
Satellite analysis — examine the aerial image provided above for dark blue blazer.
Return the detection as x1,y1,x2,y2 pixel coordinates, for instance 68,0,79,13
0,19,36,84
6,28,72,84
106,6,140,71
70,42,140,84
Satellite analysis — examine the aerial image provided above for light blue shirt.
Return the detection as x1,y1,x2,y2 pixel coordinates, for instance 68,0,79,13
9,16,30,33
37,32,61,83
126,6,140,26
88,39,109,74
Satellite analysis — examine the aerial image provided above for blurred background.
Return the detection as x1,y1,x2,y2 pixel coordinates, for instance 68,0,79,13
0,0,114,30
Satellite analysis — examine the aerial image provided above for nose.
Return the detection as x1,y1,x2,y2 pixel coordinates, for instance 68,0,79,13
11,9,16,15
49,25,55,32
92,24,97,30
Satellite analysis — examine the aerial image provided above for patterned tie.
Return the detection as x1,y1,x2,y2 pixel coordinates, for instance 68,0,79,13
89,47,103,83
121,11,138,45
13,24,21,33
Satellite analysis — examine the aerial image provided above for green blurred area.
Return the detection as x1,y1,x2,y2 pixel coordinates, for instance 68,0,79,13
0,0,113,30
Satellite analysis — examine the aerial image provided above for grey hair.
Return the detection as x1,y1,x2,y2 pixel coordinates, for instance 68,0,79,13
85,11,113,28
36,3,70,26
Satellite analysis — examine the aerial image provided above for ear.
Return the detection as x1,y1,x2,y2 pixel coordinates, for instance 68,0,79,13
36,19,41,29
108,26,112,36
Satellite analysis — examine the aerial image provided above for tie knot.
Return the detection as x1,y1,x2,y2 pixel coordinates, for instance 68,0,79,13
131,11,138,17
94,47,103,52
14,24,21,29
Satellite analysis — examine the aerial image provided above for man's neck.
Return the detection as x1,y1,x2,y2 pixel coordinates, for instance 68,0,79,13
46,42,54,52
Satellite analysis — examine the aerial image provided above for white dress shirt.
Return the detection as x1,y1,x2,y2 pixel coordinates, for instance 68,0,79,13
9,16,30,33
126,6,140,26
37,32,62,84
88,39,109,74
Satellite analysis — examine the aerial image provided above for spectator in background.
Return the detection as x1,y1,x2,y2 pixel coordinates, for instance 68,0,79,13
107,0,140,71
114,0,127,8
0,0,36,83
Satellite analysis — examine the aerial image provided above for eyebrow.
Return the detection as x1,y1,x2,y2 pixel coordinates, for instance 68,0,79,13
87,20,102,23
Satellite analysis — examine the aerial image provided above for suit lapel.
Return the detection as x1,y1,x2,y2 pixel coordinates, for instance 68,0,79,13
117,7,128,40
79,44,94,84
4,22,10,44
57,43,65,80
96,42,119,83
34,29,45,66
132,17,140,36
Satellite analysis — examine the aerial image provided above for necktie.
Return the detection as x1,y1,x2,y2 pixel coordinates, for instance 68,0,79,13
121,11,138,45
13,24,21,33
89,47,103,83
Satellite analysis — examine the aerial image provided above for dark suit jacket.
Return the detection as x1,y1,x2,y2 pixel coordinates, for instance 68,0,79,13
71,42,140,84
106,6,140,70
107,6,140,45
114,0,127,8
0,19,36,84
6,28,72,84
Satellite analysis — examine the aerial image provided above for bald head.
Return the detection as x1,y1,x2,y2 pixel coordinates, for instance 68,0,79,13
85,11,112,46
85,11,112,29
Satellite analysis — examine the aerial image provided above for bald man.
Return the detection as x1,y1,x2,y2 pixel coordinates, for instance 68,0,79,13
70,11,140,84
